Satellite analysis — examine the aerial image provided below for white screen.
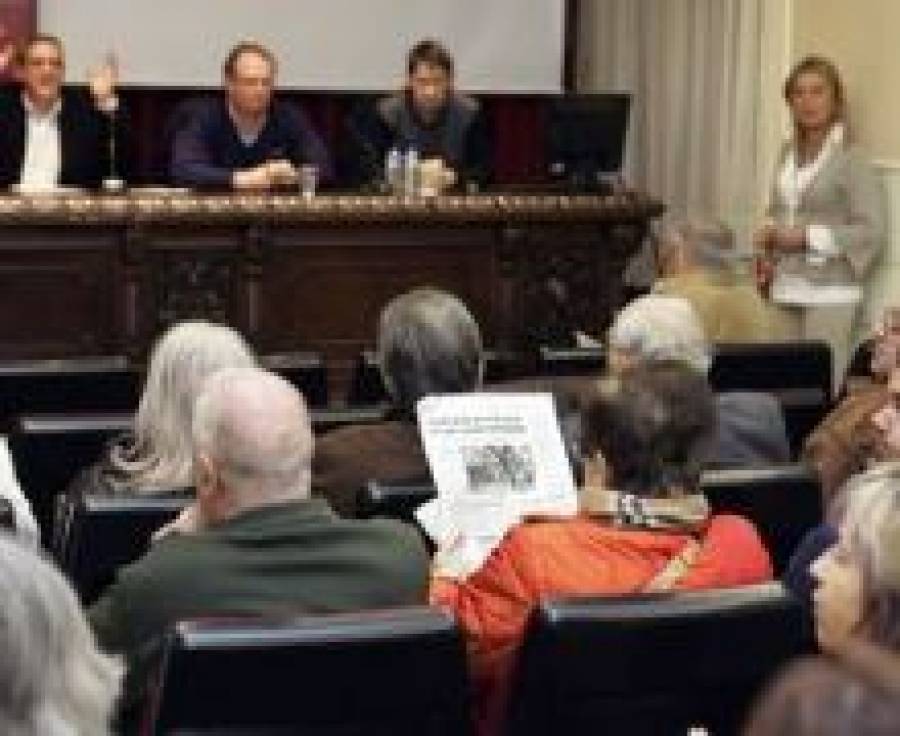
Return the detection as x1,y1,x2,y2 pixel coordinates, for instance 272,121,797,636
39,0,565,92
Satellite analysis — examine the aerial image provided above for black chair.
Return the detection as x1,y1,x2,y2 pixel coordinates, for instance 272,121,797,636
356,479,436,522
143,607,472,736
710,341,833,404
507,582,813,736
6,413,132,541
260,351,328,408
0,355,141,421
310,404,391,434
346,349,526,405
537,345,605,376
55,492,191,604
701,464,822,574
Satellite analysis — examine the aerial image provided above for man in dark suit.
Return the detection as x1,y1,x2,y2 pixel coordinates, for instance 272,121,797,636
90,367,429,708
349,39,491,190
170,41,332,190
0,34,128,189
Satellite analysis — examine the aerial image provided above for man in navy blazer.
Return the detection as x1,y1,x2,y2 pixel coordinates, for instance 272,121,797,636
0,34,129,190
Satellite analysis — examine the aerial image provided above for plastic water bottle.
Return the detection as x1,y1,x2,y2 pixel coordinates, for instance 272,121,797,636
403,148,419,197
385,148,402,194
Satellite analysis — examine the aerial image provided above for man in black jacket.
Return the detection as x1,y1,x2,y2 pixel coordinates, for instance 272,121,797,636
0,34,128,190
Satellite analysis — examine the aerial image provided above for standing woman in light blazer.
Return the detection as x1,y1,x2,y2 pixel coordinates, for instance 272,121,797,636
755,56,886,391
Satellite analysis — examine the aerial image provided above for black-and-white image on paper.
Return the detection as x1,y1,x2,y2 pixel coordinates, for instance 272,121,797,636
462,444,535,494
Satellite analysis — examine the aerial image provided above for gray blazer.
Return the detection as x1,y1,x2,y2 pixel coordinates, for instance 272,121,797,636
767,142,886,286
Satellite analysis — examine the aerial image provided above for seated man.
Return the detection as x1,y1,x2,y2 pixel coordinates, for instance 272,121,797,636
313,287,483,515
170,41,332,190
607,294,792,466
432,360,773,735
90,367,429,706
0,34,128,189
353,39,490,190
653,216,789,342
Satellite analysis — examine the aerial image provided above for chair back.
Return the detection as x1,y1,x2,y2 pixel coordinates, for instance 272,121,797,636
710,341,832,402
260,351,328,407
701,464,822,574
144,607,472,736
7,413,132,540
0,355,140,421
57,492,191,603
507,582,813,736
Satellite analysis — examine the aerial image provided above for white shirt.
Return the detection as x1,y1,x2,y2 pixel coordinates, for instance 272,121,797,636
17,94,62,192
771,123,862,306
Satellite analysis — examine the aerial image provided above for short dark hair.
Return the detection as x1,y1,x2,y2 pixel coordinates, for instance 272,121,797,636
223,41,276,77
18,34,64,65
745,655,900,736
582,360,716,496
407,39,454,76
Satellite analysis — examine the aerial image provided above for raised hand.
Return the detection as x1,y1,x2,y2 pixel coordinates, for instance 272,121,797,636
88,52,119,110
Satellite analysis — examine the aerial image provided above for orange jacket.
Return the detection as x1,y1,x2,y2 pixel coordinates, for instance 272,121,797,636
431,514,773,735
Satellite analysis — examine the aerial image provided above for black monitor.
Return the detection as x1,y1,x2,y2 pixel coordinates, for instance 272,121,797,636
546,93,631,193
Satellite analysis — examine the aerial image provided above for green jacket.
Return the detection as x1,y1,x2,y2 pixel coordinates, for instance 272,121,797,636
89,498,429,708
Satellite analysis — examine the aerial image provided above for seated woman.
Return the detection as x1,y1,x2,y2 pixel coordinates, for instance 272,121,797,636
431,360,773,735
66,320,257,499
0,533,122,734
809,462,900,653
802,309,900,506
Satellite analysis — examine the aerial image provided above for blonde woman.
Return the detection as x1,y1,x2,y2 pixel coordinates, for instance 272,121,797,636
811,462,900,652
0,533,122,735
69,320,257,497
755,56,886,391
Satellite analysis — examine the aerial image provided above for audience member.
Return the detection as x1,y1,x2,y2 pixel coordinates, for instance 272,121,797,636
170,41,332,190
607,294,791,466
653,216,787,342
808,462,900,653
754,55,886,392
0,533,122,735
744,645,900,736
353,39,490,190
313,287,484,515
90,367,429,708
803,309,900,504
432,360,773,735
67,320,257,498
0,34,129,189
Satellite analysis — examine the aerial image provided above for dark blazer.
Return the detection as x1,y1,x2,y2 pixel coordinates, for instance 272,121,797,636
312,420,429,517
0,85,130,189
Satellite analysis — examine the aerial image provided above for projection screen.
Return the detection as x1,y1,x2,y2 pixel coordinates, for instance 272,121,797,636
39,0,566,92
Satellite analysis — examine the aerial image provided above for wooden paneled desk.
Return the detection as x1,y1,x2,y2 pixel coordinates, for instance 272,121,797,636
0,192,662,383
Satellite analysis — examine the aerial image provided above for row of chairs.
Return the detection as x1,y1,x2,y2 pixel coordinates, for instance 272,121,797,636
7,406,391,542
0,341,833,418
0,352,329,423
357,465,823,575
141,584,813,735
49,463,821,605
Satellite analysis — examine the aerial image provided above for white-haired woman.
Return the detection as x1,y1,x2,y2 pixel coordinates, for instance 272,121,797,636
811,462,900,652
0,533,122,735
67,320,257,498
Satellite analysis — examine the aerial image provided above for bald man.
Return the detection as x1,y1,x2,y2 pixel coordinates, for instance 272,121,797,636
90,367,428,708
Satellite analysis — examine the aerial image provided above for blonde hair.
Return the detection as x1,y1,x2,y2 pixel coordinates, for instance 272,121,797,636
0,534,122,735
109,321,257,492
833,463,900,649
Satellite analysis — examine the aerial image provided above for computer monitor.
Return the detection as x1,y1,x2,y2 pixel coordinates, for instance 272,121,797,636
546,93,631,193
